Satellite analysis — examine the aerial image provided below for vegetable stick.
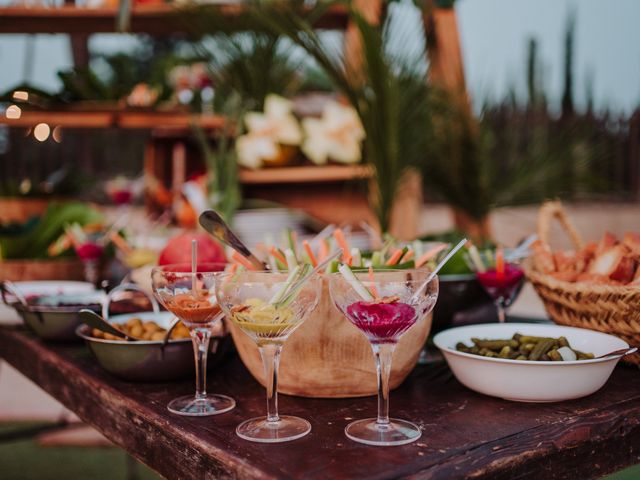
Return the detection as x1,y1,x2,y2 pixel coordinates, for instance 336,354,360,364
466,242,486,273
350,248,362,267
286,229,298,261
318,238,329,261
47,233,72,257
385,248,404,266
232,251,259,271
412,240,423,259
400,248,414,262
415,243,448,268
109,231,133,255
310,224,335,248
338,263,374,301
359,221,383,249
303,240,318,267
269,266,301,304
368,266,379,298
496,247,505,279
285,248,298,270
269,246,287,265
222,264,240,286
333,229,352,264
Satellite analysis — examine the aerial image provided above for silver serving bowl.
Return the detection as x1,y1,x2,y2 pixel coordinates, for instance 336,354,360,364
16,301,102,342
77,311,229,382
1,281,156,343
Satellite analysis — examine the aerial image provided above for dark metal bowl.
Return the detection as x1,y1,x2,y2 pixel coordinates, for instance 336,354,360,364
16,302,101,342
77,311,230,382
431,274,494,333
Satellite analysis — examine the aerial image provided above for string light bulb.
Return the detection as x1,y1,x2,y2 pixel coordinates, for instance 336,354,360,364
33,123,50,142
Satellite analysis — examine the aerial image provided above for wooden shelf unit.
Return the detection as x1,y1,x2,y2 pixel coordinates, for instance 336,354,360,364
0,3,348,35
238,164,372,185
0,110,225,130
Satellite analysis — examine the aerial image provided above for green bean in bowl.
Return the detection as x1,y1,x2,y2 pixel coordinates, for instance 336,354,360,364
455,333,595,361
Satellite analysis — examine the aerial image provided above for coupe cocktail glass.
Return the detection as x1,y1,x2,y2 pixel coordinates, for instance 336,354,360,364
216,270,321,443
465,249,525,323
151,263,235,416
329,268,439,446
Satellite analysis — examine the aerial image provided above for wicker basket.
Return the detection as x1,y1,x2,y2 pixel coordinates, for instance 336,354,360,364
525,202,640,366
229,275,432,398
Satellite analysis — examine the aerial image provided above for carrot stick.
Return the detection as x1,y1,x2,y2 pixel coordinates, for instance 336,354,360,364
368,266,379,298
269,246,287,265
232,251,259,271
222,264,238,286
109,231,133,255
302,240,318,267
415,243,448,268
333,228,352,264
496,247,505,280
385,248,403,266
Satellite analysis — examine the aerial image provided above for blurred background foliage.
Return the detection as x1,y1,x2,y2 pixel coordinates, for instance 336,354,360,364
0,1,637,232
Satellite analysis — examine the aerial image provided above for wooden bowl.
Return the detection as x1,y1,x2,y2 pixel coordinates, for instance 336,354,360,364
229,276,433,398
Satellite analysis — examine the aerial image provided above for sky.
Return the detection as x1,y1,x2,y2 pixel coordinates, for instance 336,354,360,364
1,0,639,114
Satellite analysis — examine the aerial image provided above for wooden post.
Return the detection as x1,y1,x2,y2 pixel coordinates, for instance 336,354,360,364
423,2,492,240
171,141,186,214
70,34,90,68
424,4,467,96
344,0,423,239
343,0,382,84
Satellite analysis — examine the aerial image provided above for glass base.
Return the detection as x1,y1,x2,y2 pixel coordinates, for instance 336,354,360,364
345,418,422,446
236,415,311,443
167,394,235,417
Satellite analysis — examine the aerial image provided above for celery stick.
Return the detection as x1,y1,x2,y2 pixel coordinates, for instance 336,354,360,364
286,229,298,261
371,251,382,267
338,264,374,301
269,265,301,304
285,248,298,270
412,240,423,259
277,264,313,308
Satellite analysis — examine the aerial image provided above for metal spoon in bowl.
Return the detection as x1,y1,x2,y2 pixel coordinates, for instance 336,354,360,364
79,309,135,341
596,347,638,359
81,309,180,346
199,210,266,270
161,317,181,349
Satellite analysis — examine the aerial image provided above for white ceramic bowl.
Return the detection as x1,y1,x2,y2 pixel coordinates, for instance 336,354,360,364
433,323,629,402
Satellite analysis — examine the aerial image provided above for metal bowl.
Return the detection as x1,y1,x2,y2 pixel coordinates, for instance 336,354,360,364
0,280,95,327
77,311,230,382
16,302,102,342
1,281,156,343
431,274,493,333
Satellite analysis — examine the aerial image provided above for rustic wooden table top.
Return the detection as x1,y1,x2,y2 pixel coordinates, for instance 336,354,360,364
1,325,639,480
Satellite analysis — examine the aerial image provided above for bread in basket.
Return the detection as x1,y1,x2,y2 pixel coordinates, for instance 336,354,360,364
525,201,640,365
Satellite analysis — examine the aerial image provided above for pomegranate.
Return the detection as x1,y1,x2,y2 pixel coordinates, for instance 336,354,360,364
158,232,226,269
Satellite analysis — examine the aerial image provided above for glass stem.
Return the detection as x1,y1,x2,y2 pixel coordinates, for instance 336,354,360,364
496,301,506,323
259,344,282,423
84,259,99,287
191,328,211,400
372,343,395,426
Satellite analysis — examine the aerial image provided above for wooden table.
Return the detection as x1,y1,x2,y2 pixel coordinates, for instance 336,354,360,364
1,326,639,480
